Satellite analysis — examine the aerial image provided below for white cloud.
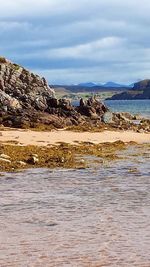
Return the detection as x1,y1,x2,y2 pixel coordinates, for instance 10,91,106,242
45,37,125,59
0,0,88,18
1,0,150,83
0,21,30,31
35,62,150,85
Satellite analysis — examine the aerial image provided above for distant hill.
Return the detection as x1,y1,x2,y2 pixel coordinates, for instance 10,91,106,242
103,81,131,88
76,81,132,88
108,79,150,100
52,84,128,93
77,82,101,87
52,81,133,93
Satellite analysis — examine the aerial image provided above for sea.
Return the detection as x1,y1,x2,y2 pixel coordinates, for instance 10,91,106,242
105,99,150,118
72,99,150,118
0,100,150,266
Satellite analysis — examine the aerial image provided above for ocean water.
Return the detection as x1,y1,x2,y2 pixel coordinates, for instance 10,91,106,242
72,99,150,118
105,100,150,118
0,145,150,266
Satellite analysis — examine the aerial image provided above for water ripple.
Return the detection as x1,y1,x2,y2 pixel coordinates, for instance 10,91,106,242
0,145,150,266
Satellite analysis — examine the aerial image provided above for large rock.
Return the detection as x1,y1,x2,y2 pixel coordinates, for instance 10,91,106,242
0,57,55,112
78,97,108,119
0,57,108,128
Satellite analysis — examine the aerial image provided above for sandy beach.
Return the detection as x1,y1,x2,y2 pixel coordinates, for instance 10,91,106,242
0,129,150,146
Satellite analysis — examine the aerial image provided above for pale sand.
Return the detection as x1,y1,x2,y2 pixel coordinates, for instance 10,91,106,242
0,129,150,146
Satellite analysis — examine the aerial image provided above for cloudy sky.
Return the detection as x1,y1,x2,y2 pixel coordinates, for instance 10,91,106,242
1,0,150,84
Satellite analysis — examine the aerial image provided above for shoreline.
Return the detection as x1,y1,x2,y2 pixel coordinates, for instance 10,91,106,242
0,128,150,146
0,128,150,172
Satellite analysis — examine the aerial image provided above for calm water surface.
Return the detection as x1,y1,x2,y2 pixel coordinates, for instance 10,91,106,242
73,99,150,118
0,145,150,266
105,100,150,118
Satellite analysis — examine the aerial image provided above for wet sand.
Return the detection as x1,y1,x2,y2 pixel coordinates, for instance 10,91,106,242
0,128,150,146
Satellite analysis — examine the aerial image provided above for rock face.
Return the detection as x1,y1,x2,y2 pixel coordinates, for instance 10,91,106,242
0,57,55,111
0,57,108,128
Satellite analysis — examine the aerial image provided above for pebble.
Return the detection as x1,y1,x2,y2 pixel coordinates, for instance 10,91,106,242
17,161,27,166
61,157,65,163
0,158,11,163
80,159,85,164
28,155,39,164
0,154,11,159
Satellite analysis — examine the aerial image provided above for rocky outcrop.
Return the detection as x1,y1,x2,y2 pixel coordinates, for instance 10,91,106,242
78,97,108,119
0,57,108,128
0,57,55,112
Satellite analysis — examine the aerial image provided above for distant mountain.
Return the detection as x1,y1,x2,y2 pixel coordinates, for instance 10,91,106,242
78,82,101,87
107,79,150,100
75,81,132,88
128,83,134,88
53,84,128,93
103,81,130,88
53,81,131,93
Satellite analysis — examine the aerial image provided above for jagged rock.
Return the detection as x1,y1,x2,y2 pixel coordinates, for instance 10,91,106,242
79,98,85,107
47,98,59,108
102,112,113,123
0,90,21,110
58,99,72,111
78,97,108,118
0,57,54,112
0,57,109,129
119,112,136,120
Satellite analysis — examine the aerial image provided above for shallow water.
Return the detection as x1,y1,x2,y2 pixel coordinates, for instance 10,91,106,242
0,145,150,267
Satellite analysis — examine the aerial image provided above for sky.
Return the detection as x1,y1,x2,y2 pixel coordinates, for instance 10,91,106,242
1,0,150,84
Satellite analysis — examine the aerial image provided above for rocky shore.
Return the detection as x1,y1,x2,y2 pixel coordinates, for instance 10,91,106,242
0,57,109,129
0,140,128,172
1,57,149,132
0,57,150,172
